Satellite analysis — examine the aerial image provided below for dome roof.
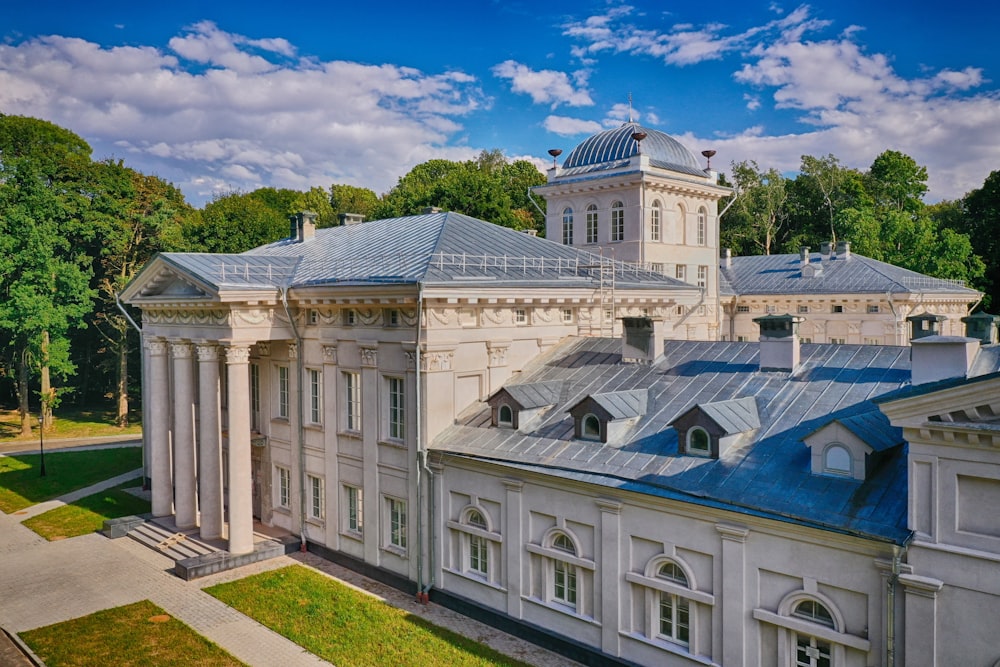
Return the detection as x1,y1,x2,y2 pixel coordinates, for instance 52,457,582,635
560,122,705,177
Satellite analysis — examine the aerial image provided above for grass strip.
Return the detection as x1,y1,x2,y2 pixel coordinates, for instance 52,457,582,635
19,599,246,667
0,407,141,441
0,447,141,513
22,480,150,540
206,564,533,667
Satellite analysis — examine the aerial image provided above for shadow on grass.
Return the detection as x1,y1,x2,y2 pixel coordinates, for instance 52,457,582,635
0,407,142,441
0,448,142,513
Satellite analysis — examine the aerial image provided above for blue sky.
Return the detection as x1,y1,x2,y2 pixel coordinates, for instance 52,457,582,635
3,1,997,206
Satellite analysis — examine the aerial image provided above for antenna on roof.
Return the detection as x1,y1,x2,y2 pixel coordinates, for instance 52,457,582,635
701,149,717,170
547,148,562,169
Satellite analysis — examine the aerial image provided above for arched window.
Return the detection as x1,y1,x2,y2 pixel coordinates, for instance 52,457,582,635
628,555,710,655
651,201,661,242
498,404,513,428
792,600,834,666
466,509,489,577
551,533,578,606
586,204,598,243
562,207,574,245
687,427,710,455
697,207,707,245
657,562,690,646
451,506,500,584
823,445,852,476
582,414,601,440
611,201,625,241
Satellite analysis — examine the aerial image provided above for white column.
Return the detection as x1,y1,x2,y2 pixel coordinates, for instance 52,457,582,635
716,521,750,667
503,478,524,619
197,343,224,539
226,344,254,555
597,499,623,656
171,341,197,529
146,337,173,517
900,574,944,667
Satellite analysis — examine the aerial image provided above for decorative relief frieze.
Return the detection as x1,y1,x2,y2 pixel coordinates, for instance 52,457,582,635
356,308,379,326
322,345,338,364
287,343,298,360
481,308,507,326
254,342,271,356
233,309,276,326
532,308,553,324
430,308,455,326
144,309,230,326
421,351,454,372
400,308,418,327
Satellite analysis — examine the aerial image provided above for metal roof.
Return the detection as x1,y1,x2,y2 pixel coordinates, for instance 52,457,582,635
434,337,1000,543
499,381,564,409
559,122,706,178
585,389,648,420
693,396,760,434
722,251,980,297
152,212,695,294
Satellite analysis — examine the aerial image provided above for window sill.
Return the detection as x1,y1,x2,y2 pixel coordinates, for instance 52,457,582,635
378,439,407,450
338,430,363,440
304,423,323,431
619,632,712,665
381,545,408,558
339,529,363,543
272,506,291,516
305,517,325,528
522,596,599,626
443,567,506,592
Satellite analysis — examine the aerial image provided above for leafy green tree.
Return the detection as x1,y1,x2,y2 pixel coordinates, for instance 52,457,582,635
330,184,380,223
722,160,788,255
866,150,928,214
181,191,289,253
291,186,336,227
947,170,1000,307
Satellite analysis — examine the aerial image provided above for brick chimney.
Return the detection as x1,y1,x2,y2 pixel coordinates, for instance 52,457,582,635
289,211,317,242
754,313,804,372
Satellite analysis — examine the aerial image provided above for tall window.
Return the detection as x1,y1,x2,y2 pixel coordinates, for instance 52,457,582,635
657,563,691,646
345,485,363,534
552,533,578,606
344,371,361,432
388,377,405,440
308,475,324,520
562,207,574,245
250,363,261,431
651,201,661,241
793,600,834,667
697,265,708,289
676,264,687,282
308,369,322,424
387,497,407,550
611,201,624,241
586,204,598,243
697,207,707,245
467,510,489,577
276,466,290,508
277,365,289,419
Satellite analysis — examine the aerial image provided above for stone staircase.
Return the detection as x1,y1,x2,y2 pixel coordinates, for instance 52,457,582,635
126,521,220,561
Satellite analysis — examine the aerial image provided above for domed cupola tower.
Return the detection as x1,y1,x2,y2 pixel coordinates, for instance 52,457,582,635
532,122,731,340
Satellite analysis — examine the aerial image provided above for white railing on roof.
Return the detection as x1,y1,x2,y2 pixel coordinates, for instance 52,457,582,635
901,276,967,289
429,252,655,279
217,263,296,284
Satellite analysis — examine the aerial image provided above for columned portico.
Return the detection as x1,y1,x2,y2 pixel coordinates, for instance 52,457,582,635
225,344,255,555
171,341,198,529
196,343,224,540
146,337,173,517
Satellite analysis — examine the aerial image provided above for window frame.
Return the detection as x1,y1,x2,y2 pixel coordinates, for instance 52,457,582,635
277,365,289,420
250,362,261,432
822,444,853,476
386,496,408,552
697,265,708,289
344,485,363,536
562,207,574,245
581,413,602,441
307,368,322,425
344,371,361,433
386,376,405,441
586,204,598,244
687,427,711,456
675,264,687,282
276,465,290,509
650,200,661,242
307,474,324,521
696,207,707,245
611,201,625,242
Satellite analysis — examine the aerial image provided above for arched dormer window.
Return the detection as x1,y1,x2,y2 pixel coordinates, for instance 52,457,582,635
823,444,852,476
687,427,710,455
562,207,574,245
650,200,661,242
586,204,598,243
611,201,625,241
697,207,707,246
498,404,514,428
582,414,601,440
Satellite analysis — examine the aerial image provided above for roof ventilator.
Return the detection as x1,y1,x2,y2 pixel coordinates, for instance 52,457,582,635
754,313,804,372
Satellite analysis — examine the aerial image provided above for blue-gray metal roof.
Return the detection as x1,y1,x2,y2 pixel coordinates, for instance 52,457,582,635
559,123,706,178
151,212,695,294
433,337,1000,543
836,410,900,452
586,389,648,420
722,251,980,297
500,381,564,409
694,396,760,434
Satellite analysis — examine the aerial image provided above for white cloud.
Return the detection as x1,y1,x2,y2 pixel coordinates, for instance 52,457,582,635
492,60,593,108
0,24,487,204
543,115,603,136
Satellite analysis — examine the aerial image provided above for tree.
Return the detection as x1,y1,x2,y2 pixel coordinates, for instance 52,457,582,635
723,160,788,255
866,150,928,214
180,191,289,253
330,184,379,223
947,170,1000,308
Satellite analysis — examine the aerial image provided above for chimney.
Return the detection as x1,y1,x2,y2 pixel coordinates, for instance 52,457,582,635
799,246,810,270
621,317,664,364
961,312,998,345
907,313,946,341
753,313,804,372
339,212,365,226
910,335,980,385
819,241,832,260
722,248,732,269
290,211,317,242
835,241,851,260
422,206,443,214
523,229,538,236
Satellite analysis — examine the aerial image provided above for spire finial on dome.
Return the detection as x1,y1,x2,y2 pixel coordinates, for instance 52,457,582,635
628,92,633,123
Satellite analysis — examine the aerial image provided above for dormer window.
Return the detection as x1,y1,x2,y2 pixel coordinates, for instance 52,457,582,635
568,389,647,445
803,411,901,480
487,381,563,432
498,404,514,428
687,427,711,455
823,444,852,476
582,414,601,440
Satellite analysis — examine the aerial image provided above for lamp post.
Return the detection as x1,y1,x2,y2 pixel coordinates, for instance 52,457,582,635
38,406,46,477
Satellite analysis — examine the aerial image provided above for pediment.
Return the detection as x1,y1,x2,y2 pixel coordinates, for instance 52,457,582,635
121,258,216,303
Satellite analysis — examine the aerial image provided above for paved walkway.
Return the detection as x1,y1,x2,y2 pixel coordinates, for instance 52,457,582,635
0,466,580,667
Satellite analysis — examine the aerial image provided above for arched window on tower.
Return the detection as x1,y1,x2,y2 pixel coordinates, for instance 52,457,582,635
611,201,624,241
651,200,661,242
562,207,574,245
586,204,598,243
697,207,707,246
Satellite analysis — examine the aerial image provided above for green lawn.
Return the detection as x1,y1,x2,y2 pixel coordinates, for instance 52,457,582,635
0,447,142,513
20,600,246,667
22,480,150,540
0,407,142,441
206,565,534,667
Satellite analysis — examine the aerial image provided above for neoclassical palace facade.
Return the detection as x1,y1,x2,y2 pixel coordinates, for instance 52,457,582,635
121,124,996,667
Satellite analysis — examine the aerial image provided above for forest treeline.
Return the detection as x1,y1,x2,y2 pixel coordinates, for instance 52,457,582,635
2,113,998,432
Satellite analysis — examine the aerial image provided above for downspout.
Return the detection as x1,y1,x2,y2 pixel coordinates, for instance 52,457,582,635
279,287,308,552
526,188,545,219
115,293,147,489
415,283,435,600
886,536,911,667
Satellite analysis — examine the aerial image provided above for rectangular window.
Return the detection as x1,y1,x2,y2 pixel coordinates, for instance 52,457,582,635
344,371,361,432
277,365,289,419
388,377,405,440
830,337,846,344
801,337,813,344
798,304,810,314
308,475,324,520
864,337,880,345
611,205,624,242
346,485,363,534
831,304,844,313
553,560,577,605
676,305,685,316
276,466,290,509
737,336,748,342
650,205,661,242
561,308,573,323
515,308,527,324
470,534,488,576
562,208,573,245
344,308,356,326
308,368,322,424
697,265,707,289
586,207,598,244
766,305,777,314
250,363,261,432
603,308,613,323
388,497,407,550
309,309,319,325
675,265,686,282
650,262,664,274
867,304,880,313
386,308,400,326
736,305,750,313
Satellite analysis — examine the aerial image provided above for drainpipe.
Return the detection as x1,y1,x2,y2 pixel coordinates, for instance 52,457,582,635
886,535,911,667
279,287,308,552
115,292,147,489
415,283,435,601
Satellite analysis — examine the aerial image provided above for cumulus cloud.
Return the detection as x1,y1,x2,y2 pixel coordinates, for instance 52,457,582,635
492,60,593,108
543,115,603,136
0,23,486,204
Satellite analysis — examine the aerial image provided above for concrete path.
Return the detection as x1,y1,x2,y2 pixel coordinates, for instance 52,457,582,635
11,468,145,521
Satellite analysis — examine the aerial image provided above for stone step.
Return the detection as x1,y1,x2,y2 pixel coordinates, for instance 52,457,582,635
127,522,218,561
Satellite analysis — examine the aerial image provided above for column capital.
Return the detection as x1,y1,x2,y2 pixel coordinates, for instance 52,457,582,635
146,337,169,356
899,573,944,599
224,344,252,365
716,521,750,542
595,499,622,515
170,341,193,359
322,345,338,364
288,342,298,360
196,343,220,362
359,340,378,368
502,478,524,492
